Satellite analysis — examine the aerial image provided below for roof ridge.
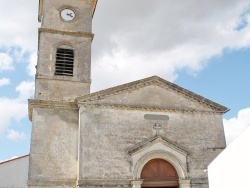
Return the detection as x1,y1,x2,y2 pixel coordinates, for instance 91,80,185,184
0,154,29,165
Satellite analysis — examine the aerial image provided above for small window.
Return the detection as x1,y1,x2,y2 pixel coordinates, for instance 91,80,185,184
55,48,74,76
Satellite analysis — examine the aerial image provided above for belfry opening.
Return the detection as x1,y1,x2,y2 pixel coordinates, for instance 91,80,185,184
141,159,179,188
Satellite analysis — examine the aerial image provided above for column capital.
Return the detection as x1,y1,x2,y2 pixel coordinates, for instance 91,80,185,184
131,179,143,188
179,179,191,188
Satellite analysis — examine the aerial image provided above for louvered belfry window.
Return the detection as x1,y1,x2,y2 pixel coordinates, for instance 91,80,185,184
55,48,74,76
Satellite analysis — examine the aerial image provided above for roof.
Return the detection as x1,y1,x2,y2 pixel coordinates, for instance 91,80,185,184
76,76,229,113
0,155,29,165
38,0,99,22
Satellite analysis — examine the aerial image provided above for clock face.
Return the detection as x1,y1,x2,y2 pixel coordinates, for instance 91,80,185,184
60,9,75,21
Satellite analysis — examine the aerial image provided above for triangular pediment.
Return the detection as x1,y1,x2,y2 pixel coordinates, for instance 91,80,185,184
128,135,189,178
76,76,228,113
128,136,188,156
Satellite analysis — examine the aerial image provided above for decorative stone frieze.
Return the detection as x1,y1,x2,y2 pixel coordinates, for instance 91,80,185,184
39,28,94,39
78,103,224,114
76,76,228,113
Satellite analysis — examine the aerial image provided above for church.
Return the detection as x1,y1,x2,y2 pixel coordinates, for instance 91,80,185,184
1,0,229,188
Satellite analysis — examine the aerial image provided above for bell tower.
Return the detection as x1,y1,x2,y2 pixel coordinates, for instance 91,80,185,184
28,1,98,187
35,0,98,101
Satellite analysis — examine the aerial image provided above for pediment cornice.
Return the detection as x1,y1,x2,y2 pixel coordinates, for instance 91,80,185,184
128,135,188,157
79,103,224,114
76,76,228,113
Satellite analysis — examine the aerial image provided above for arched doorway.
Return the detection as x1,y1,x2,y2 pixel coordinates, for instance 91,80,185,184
140,159,179,188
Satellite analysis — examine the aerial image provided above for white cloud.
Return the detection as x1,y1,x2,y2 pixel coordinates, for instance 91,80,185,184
0,81,34,134
91,0,250,90
0,98,27,134
0,0,249,91
27,52,37,76
0,53,13,71
0,0,38,80
0,78,10,87
0,0,37,144
92,50,178,91
16,81,35,101
223,108,250,145
0,0,39,51
7,129,25,141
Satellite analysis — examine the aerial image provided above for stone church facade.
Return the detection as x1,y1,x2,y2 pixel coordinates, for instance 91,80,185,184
28,1,228,188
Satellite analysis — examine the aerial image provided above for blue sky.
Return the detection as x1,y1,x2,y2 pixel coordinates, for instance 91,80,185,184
176,48,250,119
1,0,250,162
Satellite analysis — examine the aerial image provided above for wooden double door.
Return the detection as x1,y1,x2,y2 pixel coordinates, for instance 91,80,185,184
141,159,179,188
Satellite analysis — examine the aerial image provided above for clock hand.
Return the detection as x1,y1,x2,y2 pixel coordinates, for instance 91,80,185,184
66,12,73,18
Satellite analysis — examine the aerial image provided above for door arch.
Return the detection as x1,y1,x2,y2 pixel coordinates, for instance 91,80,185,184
141,159,179,188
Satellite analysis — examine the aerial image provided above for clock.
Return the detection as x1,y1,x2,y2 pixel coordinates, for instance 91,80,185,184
60,8,76,21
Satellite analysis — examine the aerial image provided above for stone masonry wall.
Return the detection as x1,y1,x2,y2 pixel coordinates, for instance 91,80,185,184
29,107,78,187
78,105,226,186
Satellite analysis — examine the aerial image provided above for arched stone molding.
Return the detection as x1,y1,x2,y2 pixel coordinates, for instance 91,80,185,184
129,136,190,188
134,150,187,180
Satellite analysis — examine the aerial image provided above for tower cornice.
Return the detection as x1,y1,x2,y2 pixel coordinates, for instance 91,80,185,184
28,99,78,121
39,28,94,39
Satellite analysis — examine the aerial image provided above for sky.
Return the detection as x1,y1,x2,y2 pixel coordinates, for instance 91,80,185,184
0,0,250,167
